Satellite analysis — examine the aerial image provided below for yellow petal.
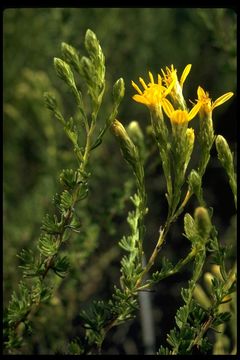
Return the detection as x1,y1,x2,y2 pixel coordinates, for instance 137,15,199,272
212,92,234,110
180,64,192,88
158,74,162,85
131,80,143,95
164,77,176,96
132,94,149,106
162,98,175,118
161,68,166,78
197,86,206,100
188,102,202,121
139,77,148,90
149,71,154,84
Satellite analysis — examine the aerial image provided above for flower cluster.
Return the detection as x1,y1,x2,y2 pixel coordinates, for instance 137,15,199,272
131,64,234,217
132,64,233,126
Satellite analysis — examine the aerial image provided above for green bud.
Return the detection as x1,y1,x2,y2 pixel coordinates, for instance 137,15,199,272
43,92,57,112
188,170,201,191
54,57,76,88
215,135,237,209
79,56,93,84
61,42,80,72
150,107,168,145
127,121,143,143
215,135,233,168
43,92,65,125
111,119,138,169
186,128,195,147
203,272,214,294
85,29,99,57
183,213,197,242
193,284,211,309
113,78,125,104
199,111,214,150
188,170,203,204
194,207,212,241
127,121,145,162
84,29,105,85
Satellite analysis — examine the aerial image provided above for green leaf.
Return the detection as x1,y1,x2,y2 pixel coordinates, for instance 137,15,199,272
7,282,32,325
17,249,43,277
60,190,73,212
59,169,79,189
68,339,84,355
212,311,231,326
152,257,174,283
167,328,180,347
38,234,59,257
175,305,189,329
181,288,191,304
119,236,132,252
52,256,70,278
64,117,78,146
157,346,172,355
41,213,62,235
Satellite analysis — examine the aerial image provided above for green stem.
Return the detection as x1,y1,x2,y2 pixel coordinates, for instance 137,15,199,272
137,247,197,291
136,187,192,288
135,220,170,288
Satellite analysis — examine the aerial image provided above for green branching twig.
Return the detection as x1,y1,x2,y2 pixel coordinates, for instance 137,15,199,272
4,29,124,353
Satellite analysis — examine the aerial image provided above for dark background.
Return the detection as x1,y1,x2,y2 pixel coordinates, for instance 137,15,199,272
3,8,236,354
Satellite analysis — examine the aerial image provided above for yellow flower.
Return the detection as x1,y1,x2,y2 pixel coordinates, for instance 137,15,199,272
131,71,175,108
160,64,192,109
162,98,201,125
197,86,234,114
161,64,192,89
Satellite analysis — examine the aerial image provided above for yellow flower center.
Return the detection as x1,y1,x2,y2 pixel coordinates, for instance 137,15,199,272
161,65,177,88
131,71,175,109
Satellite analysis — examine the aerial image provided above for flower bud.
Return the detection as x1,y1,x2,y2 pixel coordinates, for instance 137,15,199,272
127,121,145,161
211,264,223,280
54,57,75,88
111,119,138,169
204,272,214,294
113,78,125,104
198,110,214,150
44,92,57,112
186,128,195,146
193,284,211,309
79,56,93,84
188,170,202,196
215,135,233,168
43,92,65,125
127,121,143,143
61,42,80,72
194,207,212,241
85,29,99,57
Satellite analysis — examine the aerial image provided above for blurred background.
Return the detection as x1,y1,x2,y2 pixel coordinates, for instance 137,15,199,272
3,8,237,354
